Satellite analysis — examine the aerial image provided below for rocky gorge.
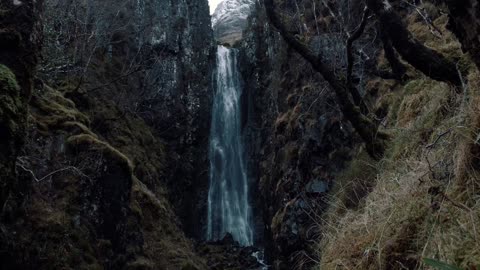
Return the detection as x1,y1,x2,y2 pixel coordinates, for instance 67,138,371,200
1,0,480,269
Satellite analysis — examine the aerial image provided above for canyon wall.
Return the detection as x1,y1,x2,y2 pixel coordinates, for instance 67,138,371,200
41,0,216,239
238,0,480,269
238,1,364,268
0,0,215,269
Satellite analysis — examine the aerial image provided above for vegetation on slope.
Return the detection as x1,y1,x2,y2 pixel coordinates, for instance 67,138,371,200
7,81,208,269
315,11,480,270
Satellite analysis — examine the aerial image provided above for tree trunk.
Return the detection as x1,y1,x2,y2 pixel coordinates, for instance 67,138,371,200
347,7,371,113
379,23,407,80
442,0,480,70
367,0,462,86
264,0,388,159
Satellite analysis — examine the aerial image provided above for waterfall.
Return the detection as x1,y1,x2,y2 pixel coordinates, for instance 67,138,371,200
207,45,253,246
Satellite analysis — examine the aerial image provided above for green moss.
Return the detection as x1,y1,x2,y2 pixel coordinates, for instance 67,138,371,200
0,63,26,165
125,257,154,270
66,134,134,176
181,262,200,270
0,64,23,126
22,77,206,269
31,85,90,133
0,64,19,94
61,121,98,137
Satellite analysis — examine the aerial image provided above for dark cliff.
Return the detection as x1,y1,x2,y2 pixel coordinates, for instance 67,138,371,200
238,0,480,269
1,0,480,269
41,0,216,239
0,0,215,269
239,2,358,268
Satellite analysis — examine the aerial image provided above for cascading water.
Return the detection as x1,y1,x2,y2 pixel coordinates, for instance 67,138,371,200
207,45,253,246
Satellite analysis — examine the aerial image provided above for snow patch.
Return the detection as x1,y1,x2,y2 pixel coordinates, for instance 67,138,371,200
211,0,255,28
211,0,255,43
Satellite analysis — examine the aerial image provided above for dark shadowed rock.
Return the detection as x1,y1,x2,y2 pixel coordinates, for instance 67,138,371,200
237,1,363,268
197,237,262,270
443,0,480,69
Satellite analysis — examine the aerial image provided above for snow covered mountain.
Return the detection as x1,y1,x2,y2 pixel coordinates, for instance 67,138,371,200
212,0,255,45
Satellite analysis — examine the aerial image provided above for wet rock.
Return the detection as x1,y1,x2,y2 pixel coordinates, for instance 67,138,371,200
221,233,238,246
305,179,329,194
238,1,363,268
196,239,262,270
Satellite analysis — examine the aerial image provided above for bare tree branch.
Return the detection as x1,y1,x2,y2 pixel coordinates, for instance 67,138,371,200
379,23,407,80
366,0,462,86
346,6,370,113
264,0,388,159
16,156,90,182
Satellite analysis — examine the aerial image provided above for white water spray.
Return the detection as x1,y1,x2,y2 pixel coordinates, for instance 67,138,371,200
206,46,253,246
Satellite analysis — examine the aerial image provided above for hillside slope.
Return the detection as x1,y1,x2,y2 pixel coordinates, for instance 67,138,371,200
239,1,480,269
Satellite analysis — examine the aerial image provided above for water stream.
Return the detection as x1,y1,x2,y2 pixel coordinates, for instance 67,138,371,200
206,45,253,246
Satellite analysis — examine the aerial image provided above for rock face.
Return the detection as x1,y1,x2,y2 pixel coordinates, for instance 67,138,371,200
0,0,215,269
196,234,263,270
0,0,43,210
0,2,43,266
212,0,255,45
41,0,216,239
237,1,377,268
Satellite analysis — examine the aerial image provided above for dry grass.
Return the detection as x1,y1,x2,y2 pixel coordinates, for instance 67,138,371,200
314,14,480,267
317,93,480,269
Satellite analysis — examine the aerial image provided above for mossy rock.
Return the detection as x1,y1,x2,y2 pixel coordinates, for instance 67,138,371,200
0,64,24,125
181,262,201,270
0,63,26,202
31,85,90,134
125,257,155,270
0,64,20,94
66,134,134,176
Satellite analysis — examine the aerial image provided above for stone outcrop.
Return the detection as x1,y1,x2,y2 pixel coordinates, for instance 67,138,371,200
0,0,43,211
0,1,44,266
41,0,215,239
196,234,263,270
1,0,216,268
237,1,376,268
212,0,255,45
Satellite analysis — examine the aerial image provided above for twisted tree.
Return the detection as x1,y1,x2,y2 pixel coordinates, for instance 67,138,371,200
441,0,480,70
366,0,461,86
265,0,388,159
264,0,462,159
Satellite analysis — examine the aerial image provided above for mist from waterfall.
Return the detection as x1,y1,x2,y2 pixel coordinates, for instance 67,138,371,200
206,45,253,246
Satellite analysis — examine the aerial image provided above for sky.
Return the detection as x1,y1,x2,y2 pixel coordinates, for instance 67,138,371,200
209,0,223,14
